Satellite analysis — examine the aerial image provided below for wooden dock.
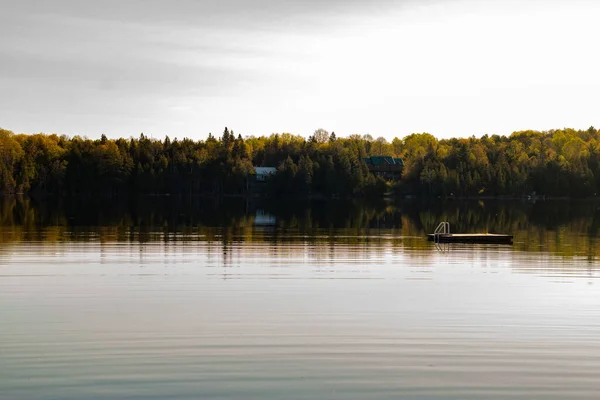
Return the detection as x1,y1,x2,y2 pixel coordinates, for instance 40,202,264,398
428,222,513,244
427,233,513,244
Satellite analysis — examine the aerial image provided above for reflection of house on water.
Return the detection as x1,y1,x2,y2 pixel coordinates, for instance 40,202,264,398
253,209,276,226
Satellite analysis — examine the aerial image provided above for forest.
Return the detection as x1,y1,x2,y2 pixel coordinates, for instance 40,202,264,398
0,126,599,198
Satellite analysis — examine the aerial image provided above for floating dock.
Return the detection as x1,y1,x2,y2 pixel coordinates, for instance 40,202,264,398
428,222,513,244
427,233,513,244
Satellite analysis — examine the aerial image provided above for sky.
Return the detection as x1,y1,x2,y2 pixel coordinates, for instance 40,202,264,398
1,0,599,140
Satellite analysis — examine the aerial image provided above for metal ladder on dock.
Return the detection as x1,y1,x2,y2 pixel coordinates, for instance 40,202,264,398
433,222,450,244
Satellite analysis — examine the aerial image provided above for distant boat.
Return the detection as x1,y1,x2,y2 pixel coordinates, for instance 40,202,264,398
428,222,513,244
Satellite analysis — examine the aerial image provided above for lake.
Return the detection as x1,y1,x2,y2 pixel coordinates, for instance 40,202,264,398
1,197,600,399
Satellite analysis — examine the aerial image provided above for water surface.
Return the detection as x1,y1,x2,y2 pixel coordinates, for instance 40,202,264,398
1,198,600,399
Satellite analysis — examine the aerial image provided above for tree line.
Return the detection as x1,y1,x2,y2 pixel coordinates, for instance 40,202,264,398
0,126,599,197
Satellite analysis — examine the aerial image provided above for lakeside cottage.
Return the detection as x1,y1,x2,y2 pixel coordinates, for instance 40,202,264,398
254,167,277,182
363,156,403,180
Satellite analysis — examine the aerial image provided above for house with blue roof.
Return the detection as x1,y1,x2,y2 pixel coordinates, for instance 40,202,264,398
363,156,403,180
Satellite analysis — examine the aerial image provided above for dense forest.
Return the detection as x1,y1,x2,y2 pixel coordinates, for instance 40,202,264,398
1,126,599,198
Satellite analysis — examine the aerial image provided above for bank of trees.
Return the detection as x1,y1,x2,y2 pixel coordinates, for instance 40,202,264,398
0,126,599,197
397,127,600,197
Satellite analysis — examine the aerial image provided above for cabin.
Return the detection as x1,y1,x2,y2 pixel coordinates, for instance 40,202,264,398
254,167,277,182
363,156,403,179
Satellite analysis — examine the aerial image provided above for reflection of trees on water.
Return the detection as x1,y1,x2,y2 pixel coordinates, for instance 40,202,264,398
1,196,600,257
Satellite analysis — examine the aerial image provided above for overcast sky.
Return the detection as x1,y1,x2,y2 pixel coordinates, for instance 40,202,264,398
1,0,599,140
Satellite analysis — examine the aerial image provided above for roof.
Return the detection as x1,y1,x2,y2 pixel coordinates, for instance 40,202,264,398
255,167,277,175
363,156,403,166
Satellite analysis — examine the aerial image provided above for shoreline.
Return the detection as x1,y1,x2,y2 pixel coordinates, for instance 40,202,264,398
0,192,596,202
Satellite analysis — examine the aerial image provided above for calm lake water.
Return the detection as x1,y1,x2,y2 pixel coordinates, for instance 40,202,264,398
2,197,600,399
